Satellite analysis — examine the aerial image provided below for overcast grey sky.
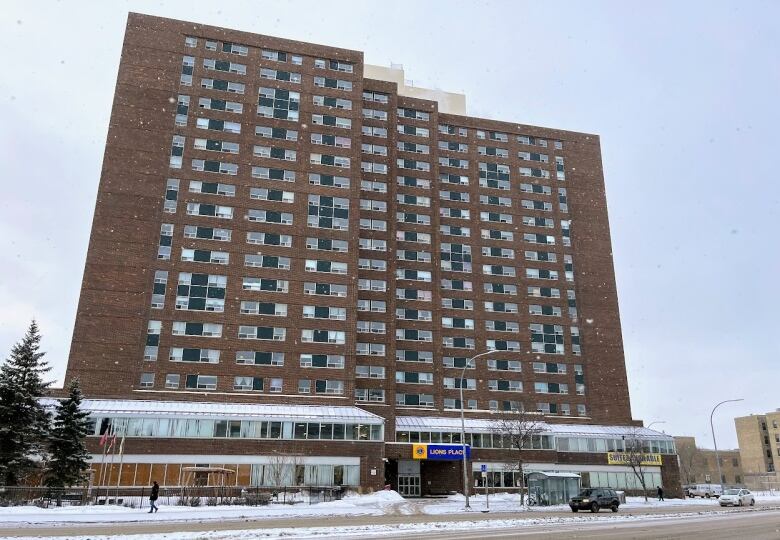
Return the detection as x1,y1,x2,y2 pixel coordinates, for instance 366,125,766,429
1,0,777,449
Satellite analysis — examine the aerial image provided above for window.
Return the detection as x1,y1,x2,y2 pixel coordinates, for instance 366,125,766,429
176,273,226,312
181,248,229,265
234,377,263,391
363,125,388,138
486,340,520,351
301,329,346,344
396,371,434,384
396,329,434,342
185,374,217,390
165,374,180,389
534,382,569,394
357,299,387,313
257,87,300,120
260,68,301,83
356,343,386,356
308,194,350,230
247,232,292,247
396,394,434,407
170,348,220,364
305,259,348,274
362,108,387,120
489,380,522,392
443,378,476,390
193,138,241,155
303,305,347,320
530,324,565,354
201,78,245,94
246,209,293,224
312,114,351,129
238,326,286,341
315,95,353,110
191,159,238,175
315,58,354,73
254,145,296,161
242,278,288,293
313,133,352,148
241,301,288,316
397,124,429,137
363,90,389,103
355,388,386,402
488,359,522,371
236,351,285,366
300,354,345,369
396,350,433,363
139,373,154,388
244,254,291,270
313,76,352,91
252,167,297,182
261,50,302,64
203,58,246,75
255,125,298,141
310,173,350,188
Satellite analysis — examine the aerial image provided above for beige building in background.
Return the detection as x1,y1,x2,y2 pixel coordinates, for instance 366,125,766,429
734,411,780,491
674,436,743,486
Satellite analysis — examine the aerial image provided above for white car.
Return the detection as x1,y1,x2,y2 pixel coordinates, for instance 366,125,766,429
719,488,755,507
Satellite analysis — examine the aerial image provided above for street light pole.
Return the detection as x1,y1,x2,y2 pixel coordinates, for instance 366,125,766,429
460,350,502,509
646,421,666,431
710,399,744,492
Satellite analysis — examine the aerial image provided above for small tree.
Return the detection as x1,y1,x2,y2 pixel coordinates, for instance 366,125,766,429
0,321,52,485
676,440,700,486
491,408,545,505
623,428,650,502
46,379,91,490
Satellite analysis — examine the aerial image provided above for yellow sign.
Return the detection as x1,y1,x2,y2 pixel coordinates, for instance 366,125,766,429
412,444,428,460
607,452,663,466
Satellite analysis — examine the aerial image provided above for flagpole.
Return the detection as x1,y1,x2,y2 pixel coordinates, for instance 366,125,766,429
97,424,111,493
115,420,126,502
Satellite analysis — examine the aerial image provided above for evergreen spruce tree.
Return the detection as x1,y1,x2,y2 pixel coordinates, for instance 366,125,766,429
46,379,91,488
0,321,52,485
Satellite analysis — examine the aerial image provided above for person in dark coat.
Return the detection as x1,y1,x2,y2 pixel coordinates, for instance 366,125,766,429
657,485,664,501
149,481,160,513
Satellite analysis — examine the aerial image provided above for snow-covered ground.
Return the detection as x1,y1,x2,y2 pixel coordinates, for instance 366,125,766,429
0,489,778,531
0,490,406,524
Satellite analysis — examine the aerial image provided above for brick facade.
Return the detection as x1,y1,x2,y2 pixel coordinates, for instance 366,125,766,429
65,12,633,427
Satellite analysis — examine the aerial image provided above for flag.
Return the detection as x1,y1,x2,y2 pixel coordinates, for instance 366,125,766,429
99,425,112,447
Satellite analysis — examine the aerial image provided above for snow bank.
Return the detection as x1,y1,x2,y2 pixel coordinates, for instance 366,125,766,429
0,491,407,526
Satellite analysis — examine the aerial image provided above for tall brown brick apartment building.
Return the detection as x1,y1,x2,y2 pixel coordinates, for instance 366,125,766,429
62,13,679,497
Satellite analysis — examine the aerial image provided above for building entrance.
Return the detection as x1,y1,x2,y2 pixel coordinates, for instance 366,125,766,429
397,460,422,497
398,474,421,496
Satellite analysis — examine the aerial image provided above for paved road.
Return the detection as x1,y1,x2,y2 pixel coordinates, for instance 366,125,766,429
380,508,780,539
1,504,778,538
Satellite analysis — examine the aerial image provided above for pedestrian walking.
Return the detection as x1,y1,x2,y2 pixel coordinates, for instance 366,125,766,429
148,480,160,513
657,485,664,502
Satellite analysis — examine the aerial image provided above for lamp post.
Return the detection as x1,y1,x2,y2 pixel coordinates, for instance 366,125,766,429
646,421,666,431
460,350,502,509
710,399,744,491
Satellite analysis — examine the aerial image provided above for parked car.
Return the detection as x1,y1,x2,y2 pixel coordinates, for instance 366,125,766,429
569,488,620,513
719,488,755,507
687,484,723,498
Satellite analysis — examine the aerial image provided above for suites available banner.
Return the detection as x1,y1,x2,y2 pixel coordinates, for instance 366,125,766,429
607,452,663,466
412,444,471,460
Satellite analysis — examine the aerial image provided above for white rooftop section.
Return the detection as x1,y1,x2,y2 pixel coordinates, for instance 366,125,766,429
396,416,672,440
41,399,384,424
364,64,467,115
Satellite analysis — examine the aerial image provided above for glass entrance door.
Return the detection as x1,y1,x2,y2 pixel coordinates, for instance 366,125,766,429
398,474,421,496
